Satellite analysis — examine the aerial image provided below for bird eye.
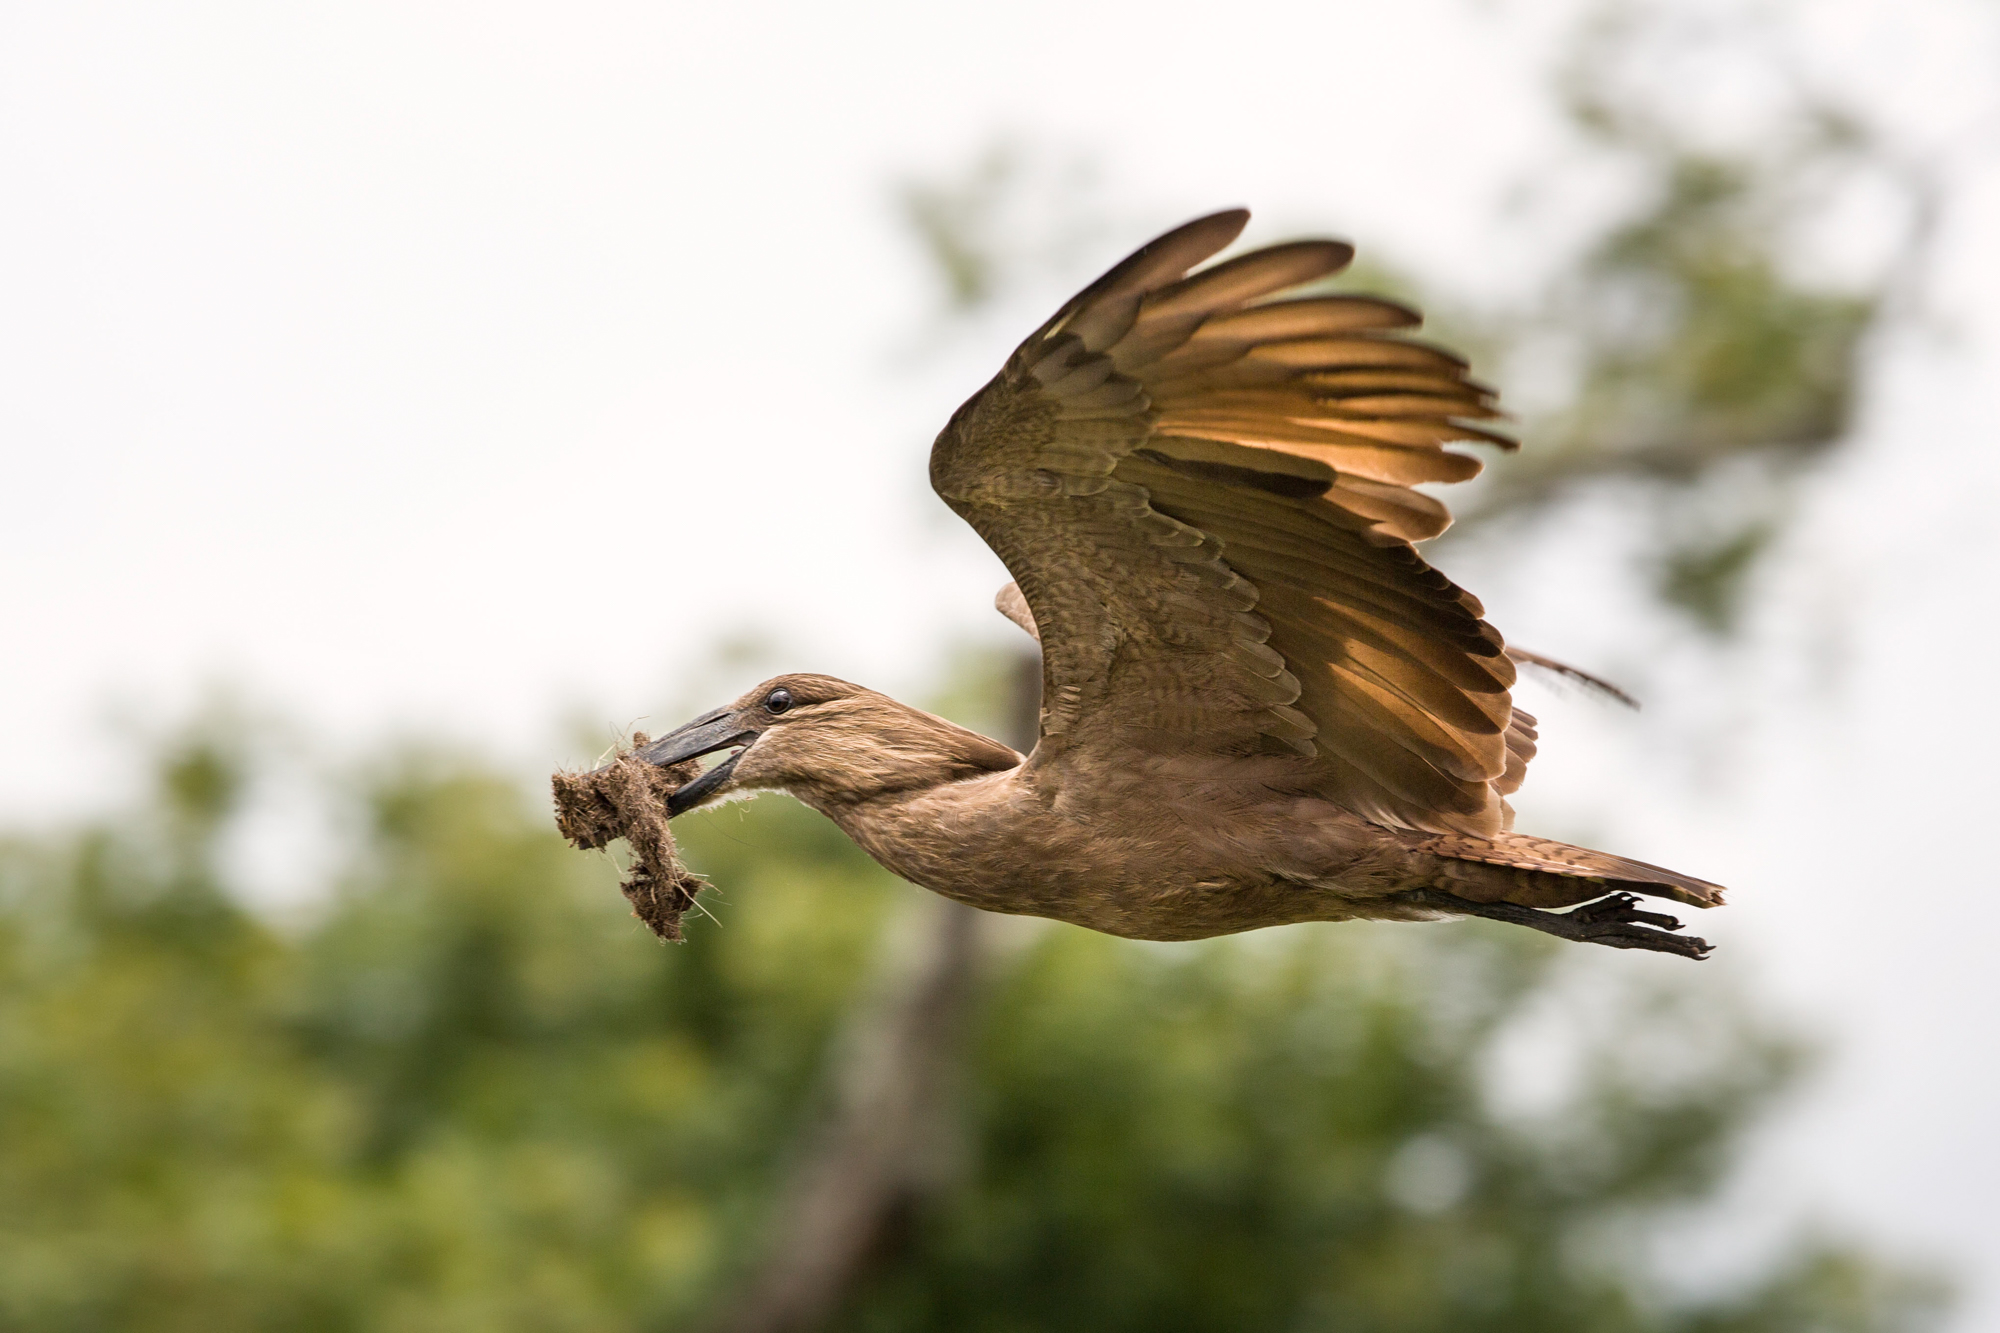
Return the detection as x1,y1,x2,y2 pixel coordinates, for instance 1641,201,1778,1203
764,688,793,715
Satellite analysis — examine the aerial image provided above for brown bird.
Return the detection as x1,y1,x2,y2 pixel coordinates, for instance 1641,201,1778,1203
636,210,1723,958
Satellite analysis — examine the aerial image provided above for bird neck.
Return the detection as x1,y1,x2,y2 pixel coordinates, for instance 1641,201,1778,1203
800,765,1036,909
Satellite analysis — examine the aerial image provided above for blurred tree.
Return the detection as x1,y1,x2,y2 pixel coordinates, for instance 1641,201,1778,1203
0,714,1948,1331
836,923,1939,1333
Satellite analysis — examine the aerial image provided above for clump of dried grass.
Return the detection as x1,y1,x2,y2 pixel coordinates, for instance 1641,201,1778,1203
552,734,705,942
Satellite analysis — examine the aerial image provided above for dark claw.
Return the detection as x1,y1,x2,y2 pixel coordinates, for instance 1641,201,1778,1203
1400,888,1715,960
1568,892,1638,924
1569,893,1684,933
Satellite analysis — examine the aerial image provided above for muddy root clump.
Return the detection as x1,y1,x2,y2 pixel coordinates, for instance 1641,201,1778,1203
552,735,706,942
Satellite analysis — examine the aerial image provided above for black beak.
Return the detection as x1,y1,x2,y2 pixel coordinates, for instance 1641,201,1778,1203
634,708,761,816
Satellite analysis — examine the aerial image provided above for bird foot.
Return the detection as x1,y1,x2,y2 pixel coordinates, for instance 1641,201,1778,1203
1403,889,1712,960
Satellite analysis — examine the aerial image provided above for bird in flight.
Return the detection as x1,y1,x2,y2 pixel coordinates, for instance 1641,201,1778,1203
632,210,1722,958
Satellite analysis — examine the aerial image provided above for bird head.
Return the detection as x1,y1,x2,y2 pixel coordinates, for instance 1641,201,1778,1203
636,673,1021,815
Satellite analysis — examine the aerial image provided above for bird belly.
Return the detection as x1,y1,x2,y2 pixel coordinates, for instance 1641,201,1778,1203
823,778,1431,942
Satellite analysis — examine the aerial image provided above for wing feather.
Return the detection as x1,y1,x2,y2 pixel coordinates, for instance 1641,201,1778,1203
1193,296,1421,341
1143,242,1357,318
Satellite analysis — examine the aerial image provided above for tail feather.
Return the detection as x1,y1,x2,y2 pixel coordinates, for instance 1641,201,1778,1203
1413,830,1727,911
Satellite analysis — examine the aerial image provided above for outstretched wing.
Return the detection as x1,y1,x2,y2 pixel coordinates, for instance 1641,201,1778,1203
931,210,1523,835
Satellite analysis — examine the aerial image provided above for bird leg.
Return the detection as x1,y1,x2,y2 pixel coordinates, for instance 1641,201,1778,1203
1400,889,1712,960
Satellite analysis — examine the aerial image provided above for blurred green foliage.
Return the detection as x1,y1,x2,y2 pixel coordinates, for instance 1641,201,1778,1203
0,715,1946,1331
1523,154,1875,485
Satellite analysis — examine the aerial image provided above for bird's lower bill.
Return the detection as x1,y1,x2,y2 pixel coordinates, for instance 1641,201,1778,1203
634,708,759,816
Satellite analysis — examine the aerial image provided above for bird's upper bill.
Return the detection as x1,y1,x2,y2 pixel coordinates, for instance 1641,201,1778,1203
632,707,760,816
626,673,864,816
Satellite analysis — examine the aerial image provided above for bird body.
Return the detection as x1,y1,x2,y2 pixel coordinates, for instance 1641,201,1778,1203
679,672,1720,955
629,210,1726,958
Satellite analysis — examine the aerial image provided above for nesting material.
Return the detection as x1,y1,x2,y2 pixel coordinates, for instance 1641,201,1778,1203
551,735,706,942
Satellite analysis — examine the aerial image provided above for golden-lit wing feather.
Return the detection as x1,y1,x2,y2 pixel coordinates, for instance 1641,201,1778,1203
931,210,1525,835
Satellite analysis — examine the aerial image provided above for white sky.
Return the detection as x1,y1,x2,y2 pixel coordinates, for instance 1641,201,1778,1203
2,0,1997,1324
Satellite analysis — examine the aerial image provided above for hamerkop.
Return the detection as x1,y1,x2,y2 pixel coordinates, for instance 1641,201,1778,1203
636,209,1724,958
